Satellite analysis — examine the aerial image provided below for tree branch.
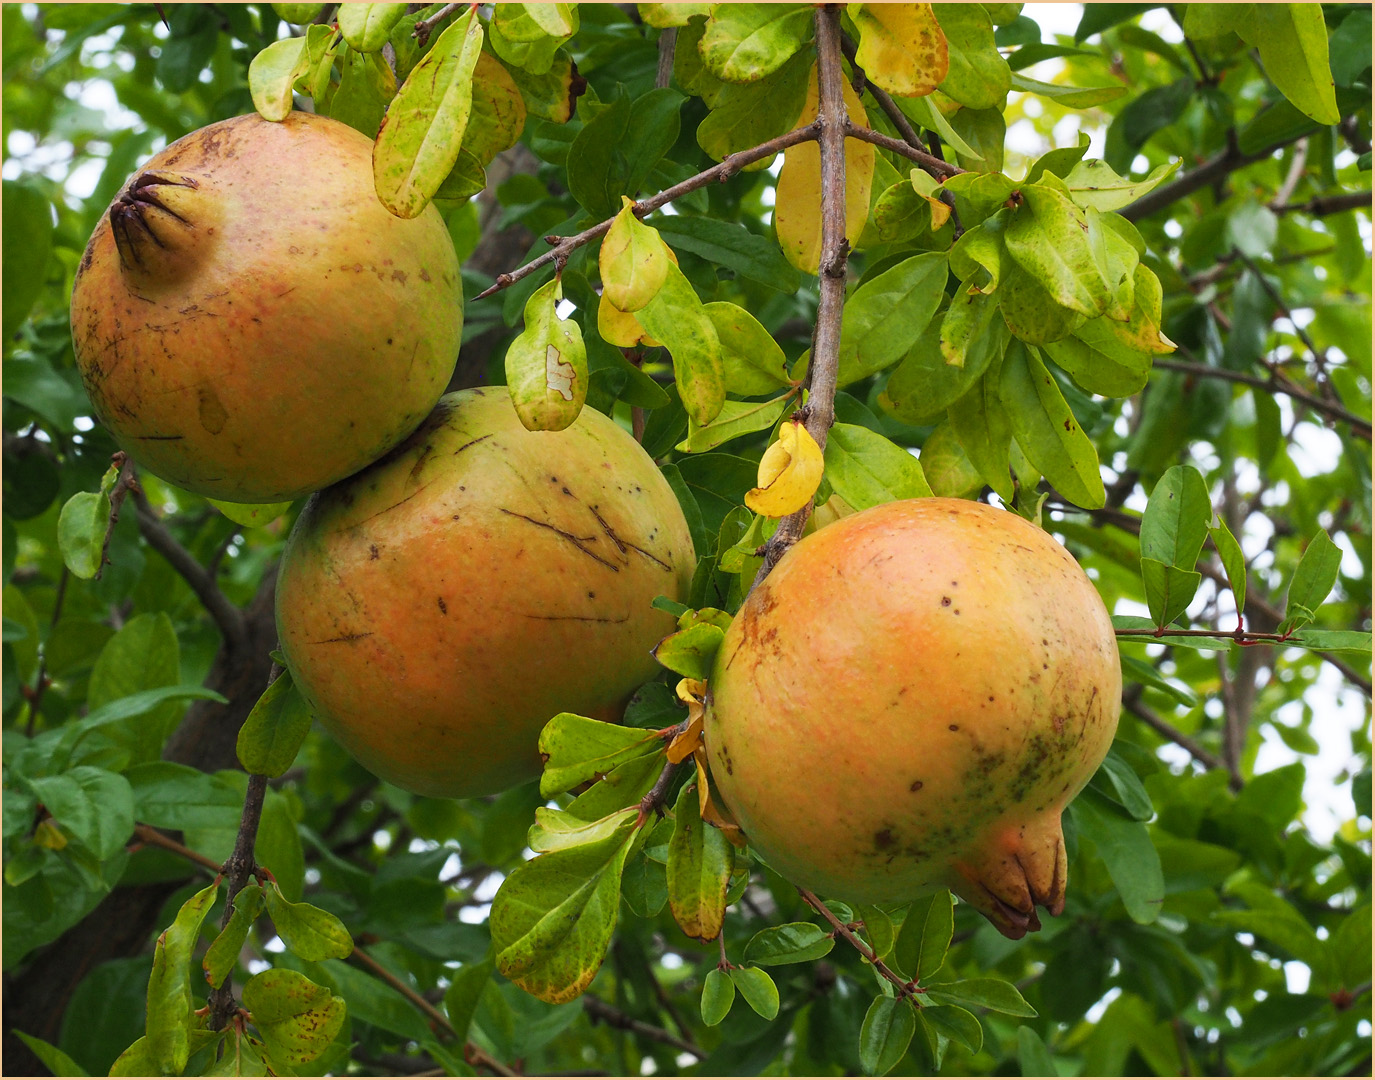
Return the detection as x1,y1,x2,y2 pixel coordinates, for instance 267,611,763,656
582,995,704,1060
208,771,269,1029
1124,695,1240,791
473,123,823,301
130,823,224,874
412,3,459,47
1276,190,1372,216
131,486,248,651
842,119,964,179
1121,128,1322,221
753,5,851,586
798,887,916,999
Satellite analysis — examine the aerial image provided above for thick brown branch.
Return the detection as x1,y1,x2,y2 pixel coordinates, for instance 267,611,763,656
1276,190,1372,216
473,123,823,301
753,6,851,586
132,487,248,650
583,995,705,1060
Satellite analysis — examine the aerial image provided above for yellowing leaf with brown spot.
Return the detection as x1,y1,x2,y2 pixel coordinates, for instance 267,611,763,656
668,715,704,764
745,419,824,517
600,197,671,312
849,4,949,98
774,65,875,274
910,169,952,229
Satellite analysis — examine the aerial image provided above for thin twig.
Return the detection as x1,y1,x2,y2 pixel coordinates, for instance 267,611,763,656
22,566,68,737
1124,696,1240,791
1151,356,1371,439
473,123,823,302
1229,247,1334,389
131,486,248,651
208,770,270,1029
130,823,224,873
753,6,851,586
583,996,705,1060
96,452,139,580
1275,190,1372,216
1268,138,1308,209
412,2,459,47
798,887,916,1000
842,119,964,179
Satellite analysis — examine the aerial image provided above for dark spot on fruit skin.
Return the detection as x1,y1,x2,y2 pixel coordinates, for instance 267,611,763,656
874,827,897,850
437,596,447,614
368,544,379,560
941,596,952,607
910,780,924,792
949,724,960,732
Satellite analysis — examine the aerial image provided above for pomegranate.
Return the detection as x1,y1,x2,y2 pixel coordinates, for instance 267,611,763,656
70,111,461,503
275,389,696,798
705,498,1120,938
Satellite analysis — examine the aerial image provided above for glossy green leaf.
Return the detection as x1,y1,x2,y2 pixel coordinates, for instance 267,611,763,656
927,976,1037,1016
635,262,726,428
490,814,639,1003
932,4,1010,109
743,922,835,966
1140,465,1212,571
703,302,794,394
537,713,664,799
236,669,313,778
146,880,220,1074
57,491,109,580
893,889,953,983
652,620,726,679
1040,333,1151,398
699,4,813,82
567,88,684,218
859,995,916,1075
729,966,780,1020
203,882,266,990
837,253,950,386
1236,4,1340,125
678,396,790,454
666,782,733,941
920,1002,983,1053
824,423,934,511
1070,788,1164,924
263,881,353,961
373,11,484,218
701,968,735,1026
999,343,1105,509
530,806,641,855
948,362,1015,502
336,3,407,52
1280,529,1343,634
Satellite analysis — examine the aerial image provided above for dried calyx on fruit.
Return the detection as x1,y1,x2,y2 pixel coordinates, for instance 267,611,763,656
70,111,462,504
705,498,1122,939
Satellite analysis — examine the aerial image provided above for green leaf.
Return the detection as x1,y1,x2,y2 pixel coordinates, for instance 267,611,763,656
247,36,309,122
701,968,736,1026
1009,71,1126,108
824,423,934,511
147,880,220,1074
880,299,1005,423
537,713,664,799
859,995,916,1075
372,10,485,218
1280,529,1342,634
920,1002,983,1054
1283,628,1372,653
948,363,1015,502
336,3,407,52
1090,747,1155,821
564,752,665,822
743,922,835,966
652,621,727,679
203,882,266,990
702,301,794,394
635,262,726,428
837,253,950,386
25,767,133,860
205,498,292,529
857,904,895,959
13,1032,90,1077
242,967,347,1068
490,814,640,1003
2,181,54,343
1141,559,1203,629
128,761,244,831
932,4,1010,110
699,4,813,82
1119,655,1198,706
1017,1026,1059,1076
893,889,953,983
505,277,589,431
56,490,110,580
694,49,813,170
489,3,577,74
444,958,494,1042
729,966,780,1020
236,669,313,778
263,881,354,961
926,976,1038,1017
1040,333,1151,398
1140,465,1211,571
1070,788,1164,924
108,1037,158,1077
530,806,640,854
678,396,791,454
620,849,669,916
1061,158,1180,212
666,781,733,941
1237,4,1341,125
999,343,1105,509
567,88,684,218
1005,181,1110,319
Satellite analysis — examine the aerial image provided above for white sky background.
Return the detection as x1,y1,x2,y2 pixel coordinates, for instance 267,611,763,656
4,4,1370,848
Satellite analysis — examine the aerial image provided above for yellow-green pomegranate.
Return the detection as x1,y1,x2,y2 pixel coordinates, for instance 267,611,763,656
276,389,696,798
70,111,461,503
705,498,1120,938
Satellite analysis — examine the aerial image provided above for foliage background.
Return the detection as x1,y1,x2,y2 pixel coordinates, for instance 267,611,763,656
2,2,1371,1077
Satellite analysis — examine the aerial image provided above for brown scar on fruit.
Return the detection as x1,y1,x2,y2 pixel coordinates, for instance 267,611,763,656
500,509,620,572
307,631,373,644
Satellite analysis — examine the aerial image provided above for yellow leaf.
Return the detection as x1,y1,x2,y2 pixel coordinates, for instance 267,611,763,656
599,197,671,312
774,64,876,274
745,418,824,517
910,169,952,229
598,289,665,349
849,4,948,97
34,819,67,850
695,749,747,847
667,715,704,764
